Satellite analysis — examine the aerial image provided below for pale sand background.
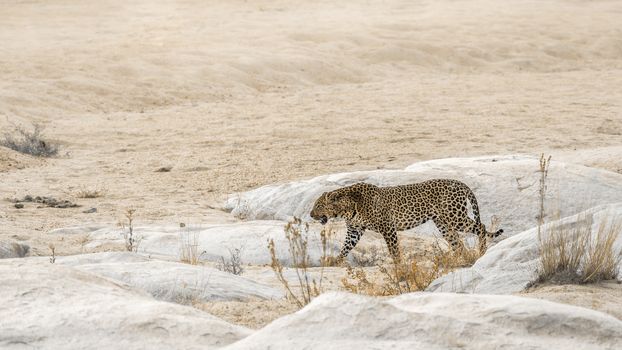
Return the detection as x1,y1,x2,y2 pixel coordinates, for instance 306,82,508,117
2,0,622,332
1,0,622,253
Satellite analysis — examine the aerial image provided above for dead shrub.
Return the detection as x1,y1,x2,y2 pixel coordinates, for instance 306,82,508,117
216,247,244,275
1,123,60,157
120,208,142,252
268,218,332,308
537,153,552,236
232,195,250,220
48,244,56,264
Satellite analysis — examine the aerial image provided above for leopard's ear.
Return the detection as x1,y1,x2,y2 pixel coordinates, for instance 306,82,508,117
347,183,366,202
326,190,339,202
327,184,363,203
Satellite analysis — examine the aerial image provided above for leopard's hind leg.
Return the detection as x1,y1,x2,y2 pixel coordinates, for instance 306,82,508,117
433,217,464,252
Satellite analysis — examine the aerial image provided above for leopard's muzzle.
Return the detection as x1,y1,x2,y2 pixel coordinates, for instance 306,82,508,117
319,216,328,225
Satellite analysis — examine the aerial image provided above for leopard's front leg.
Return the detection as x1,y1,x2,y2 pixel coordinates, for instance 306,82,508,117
335,224,365,264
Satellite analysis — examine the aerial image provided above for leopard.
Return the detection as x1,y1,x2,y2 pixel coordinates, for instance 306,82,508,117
310,179,503,264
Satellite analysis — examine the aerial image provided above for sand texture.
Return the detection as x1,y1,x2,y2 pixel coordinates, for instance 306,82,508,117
1,0,622,247
1,0,622,348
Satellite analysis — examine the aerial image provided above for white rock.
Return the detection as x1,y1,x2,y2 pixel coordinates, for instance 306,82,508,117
54,252,283,303
81,221,341,267
56,251,152,265
0,259,251,350
0,239,29,259
554,145,622,174
427,203,622,294
226,292,622,350
47,224,109,235
225,155,622,236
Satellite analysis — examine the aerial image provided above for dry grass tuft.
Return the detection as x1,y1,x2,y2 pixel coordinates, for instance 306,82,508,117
268,218,333,308
1,123,60,157
342,243,483,296
77,234,91,253
533,152,621,286
582,218,622,282
534,215,621,285
179,226,204,265
75,186,106,199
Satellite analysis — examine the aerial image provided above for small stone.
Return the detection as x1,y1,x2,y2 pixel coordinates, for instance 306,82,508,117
155,166,173,172
83,207,97,214
14,203,24,209
55,200,79,209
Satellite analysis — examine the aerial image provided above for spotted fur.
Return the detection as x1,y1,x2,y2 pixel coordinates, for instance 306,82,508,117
310,179,503,263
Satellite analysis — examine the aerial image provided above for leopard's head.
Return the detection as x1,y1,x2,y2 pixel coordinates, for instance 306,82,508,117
310,192,332,225
310,184,369,224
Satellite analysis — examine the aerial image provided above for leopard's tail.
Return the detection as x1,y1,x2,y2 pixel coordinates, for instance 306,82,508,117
465,186,503,239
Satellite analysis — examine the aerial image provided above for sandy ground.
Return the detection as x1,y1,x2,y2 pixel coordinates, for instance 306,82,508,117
1,0,622,330
196,299,299,330
2,0,622,241
522,281,622,320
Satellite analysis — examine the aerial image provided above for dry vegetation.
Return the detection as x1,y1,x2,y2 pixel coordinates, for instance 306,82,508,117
120,209,141,252
263,152,618,315
77,234,91,253
1,123,59,157
196,299,299,329
537,154,552,236
268,219,488,304
75,186,106,199
342,245,483,296
216,247,244,275
582,219,622,283
48,243,56,264
350,245,384,267
534,216,622,285
179,226,204,265
533,154,622,286
268,218,334,308
342,216,501,296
